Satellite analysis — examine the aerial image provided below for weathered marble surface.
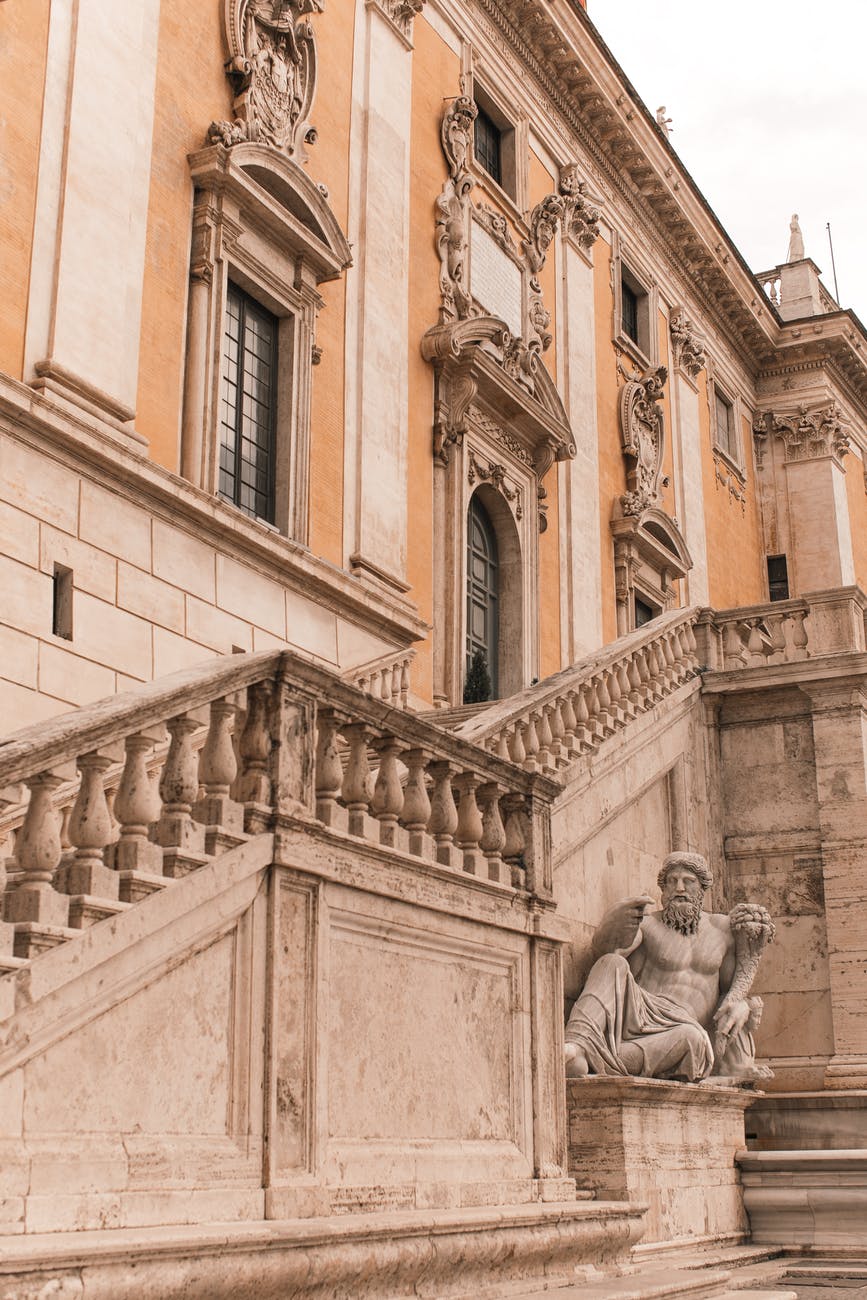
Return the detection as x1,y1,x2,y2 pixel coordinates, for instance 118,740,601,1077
567,1076,753,1246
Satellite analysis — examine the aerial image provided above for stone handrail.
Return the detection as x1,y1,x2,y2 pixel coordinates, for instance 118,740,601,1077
454,608,702,775
696,587,867,672
0,650,558,967
347,647,415,709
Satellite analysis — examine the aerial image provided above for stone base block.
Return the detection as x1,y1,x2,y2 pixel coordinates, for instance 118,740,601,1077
203,826,248,857
55,859,120,901
12,922,78,960
739,1149,867,1248
117,870,168,904
747,1089,867,1150
566,1076,754,1247
4,886,70,930
67,895,129,929
161,848,210,879
0,1201,646,1300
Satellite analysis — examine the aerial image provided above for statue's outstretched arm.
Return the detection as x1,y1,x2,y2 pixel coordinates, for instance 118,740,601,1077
591,894,655,960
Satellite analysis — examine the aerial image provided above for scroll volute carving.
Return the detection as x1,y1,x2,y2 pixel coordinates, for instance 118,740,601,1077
619,366,668,515
209,0,324,158
755,402,850,465
669,308,706,379
436,96,477,322
557,164,601,249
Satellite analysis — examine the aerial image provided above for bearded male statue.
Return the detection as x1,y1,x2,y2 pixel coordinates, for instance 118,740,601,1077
564,852,775,1082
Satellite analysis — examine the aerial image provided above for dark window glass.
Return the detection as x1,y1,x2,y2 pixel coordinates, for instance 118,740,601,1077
634,595,656,628
219,284,277,523
621,278,639,344
767,555,790,602
466,495,499,698
474,107,502,187
715,390,736,460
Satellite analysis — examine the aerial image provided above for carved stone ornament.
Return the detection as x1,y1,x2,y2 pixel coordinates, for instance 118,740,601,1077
208,0,324,158
468,453,523,520
475,202,517,253
436,97,477,321
669,307,706,379
557,164,601,249
368,0,426,42
619,365,668,515
421,316,576,531
755,402,851,465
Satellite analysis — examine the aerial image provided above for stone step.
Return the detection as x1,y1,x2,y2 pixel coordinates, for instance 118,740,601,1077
493,1264,734,1300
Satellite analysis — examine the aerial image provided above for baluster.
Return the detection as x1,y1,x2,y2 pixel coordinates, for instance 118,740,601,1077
536,708,554,771
196,698,245,851
356,675,369,697
509,722,527,766
722,620,747,670
113,733,163,898
635,647,653,705
651,640,669,696
342,724,374,838
573,685,592,750
766,613,787,663
585,678,602,738
401,748,431,857
157,714,207,877
478,783,507,883
501,794,527,889
560,692,578,758
59,802,73,855
388,662,400,707
548,701,567,767
427,761,458,866
372,736,404,847
237,683,273,828
315,709,346,828
58,753,120,925
790,610,809,660
626,655,643,709
616,660,633,716
454,772,484,875
495,730,511,761
399,659,411,709
595,672,614,734
745,619,767,666
605,665,623,725
522,714,540,772
660,632,678,685
4,772,71,943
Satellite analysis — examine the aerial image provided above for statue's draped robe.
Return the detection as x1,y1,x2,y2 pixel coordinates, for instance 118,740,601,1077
565,952,714,1081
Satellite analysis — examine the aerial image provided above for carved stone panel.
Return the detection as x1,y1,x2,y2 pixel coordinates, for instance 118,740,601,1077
618,365,668,515
209,0,324,158
471,220,524,338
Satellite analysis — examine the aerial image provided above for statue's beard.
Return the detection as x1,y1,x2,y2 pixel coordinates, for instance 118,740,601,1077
662,897,703,935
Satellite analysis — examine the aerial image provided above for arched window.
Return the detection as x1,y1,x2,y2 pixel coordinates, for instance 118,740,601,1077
466,494,499,698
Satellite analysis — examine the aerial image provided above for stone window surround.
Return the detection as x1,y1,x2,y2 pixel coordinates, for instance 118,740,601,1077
611,232,658,368
463,68,530,219
706,360,747,479
182,143,351,547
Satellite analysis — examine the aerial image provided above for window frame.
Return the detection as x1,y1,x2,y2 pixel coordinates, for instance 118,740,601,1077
612,234,657,365
709,375,744,472
466,78,528,213
219,283,280,525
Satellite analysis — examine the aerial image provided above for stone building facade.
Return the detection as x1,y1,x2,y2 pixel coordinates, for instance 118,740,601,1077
1,0,867,1291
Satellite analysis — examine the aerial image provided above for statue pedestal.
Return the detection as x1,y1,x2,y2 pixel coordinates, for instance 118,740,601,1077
566,1076,755,1248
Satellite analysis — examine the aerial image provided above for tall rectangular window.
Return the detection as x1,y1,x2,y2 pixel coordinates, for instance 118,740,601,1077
767,554,790,602
621,279,639,345
714,390,737,462
220,284,277,523
474,106,502,188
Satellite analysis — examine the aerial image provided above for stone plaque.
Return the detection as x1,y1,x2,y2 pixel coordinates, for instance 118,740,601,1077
470,220,523,338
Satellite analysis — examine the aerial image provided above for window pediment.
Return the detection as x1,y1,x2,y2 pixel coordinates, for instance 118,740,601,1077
189,143,351,286
421,315,575,530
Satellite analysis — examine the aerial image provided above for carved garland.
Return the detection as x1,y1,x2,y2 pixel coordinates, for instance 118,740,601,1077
208,0,323,158
753,402,851,465
618,365,668,515
468,453,524,520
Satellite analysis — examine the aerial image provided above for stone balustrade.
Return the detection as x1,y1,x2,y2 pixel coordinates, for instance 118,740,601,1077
0,649,556,967
454,608,702,776
696,588,867,673
348,648,415,709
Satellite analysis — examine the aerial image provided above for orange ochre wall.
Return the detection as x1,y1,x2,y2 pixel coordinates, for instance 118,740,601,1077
844,453,867,594
407,18,461,704
529,148,562,679
593,236,624,644
0,0,50,380
698,378,765,608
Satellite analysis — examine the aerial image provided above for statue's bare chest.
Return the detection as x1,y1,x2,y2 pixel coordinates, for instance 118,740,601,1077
641,916,728,977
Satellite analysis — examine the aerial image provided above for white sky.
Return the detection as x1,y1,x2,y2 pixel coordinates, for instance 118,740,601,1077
587,1,867,325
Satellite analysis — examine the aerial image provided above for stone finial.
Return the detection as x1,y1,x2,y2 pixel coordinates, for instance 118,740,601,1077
787,213,805,263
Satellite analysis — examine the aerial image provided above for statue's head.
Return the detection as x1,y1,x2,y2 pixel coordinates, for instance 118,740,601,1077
658,852,712,934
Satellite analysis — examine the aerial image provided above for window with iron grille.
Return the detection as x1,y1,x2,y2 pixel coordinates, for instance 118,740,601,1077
621,278,639,345
474,106,502,188
767,554,790,602
219,284,277,523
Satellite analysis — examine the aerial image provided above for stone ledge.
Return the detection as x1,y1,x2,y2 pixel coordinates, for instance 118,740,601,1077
0,1201,646,1300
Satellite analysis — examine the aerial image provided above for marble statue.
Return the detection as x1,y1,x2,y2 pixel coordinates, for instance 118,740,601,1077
787,213,805,263
564,851,775,1082
656,106,672,137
